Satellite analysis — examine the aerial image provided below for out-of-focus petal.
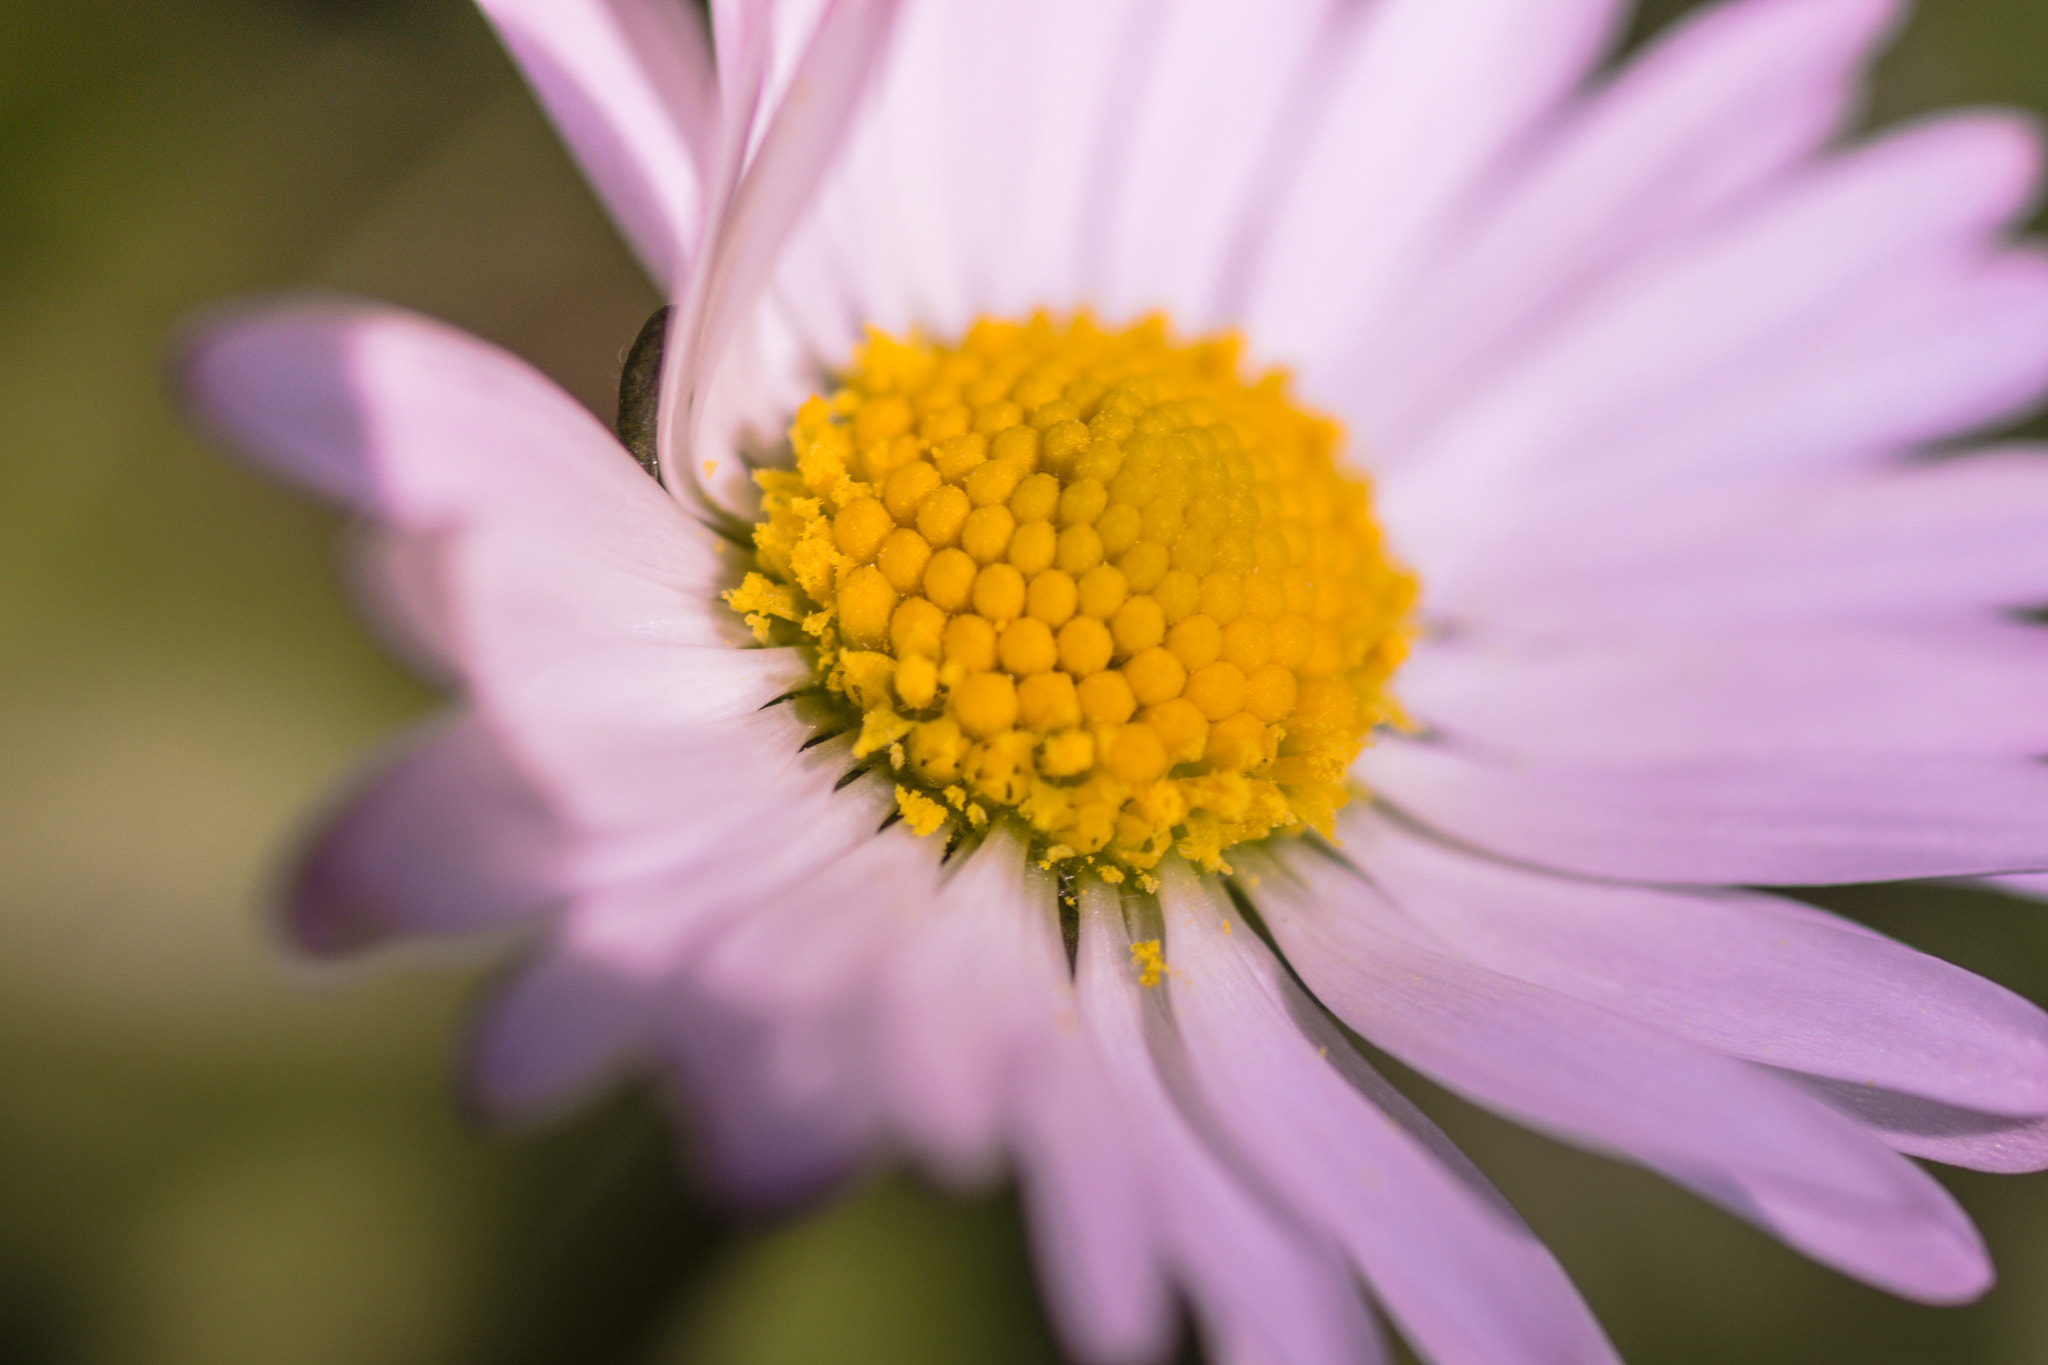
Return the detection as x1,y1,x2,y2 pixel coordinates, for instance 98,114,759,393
1247,0,1626,374
286,713,566,955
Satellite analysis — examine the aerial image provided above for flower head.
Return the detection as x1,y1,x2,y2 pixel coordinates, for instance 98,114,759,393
184,1,2048,1361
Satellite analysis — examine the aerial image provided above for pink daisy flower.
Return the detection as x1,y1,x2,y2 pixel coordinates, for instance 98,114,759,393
183,0,2048,1361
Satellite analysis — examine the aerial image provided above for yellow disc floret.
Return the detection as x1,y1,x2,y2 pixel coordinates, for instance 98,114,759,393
726,313,1415,888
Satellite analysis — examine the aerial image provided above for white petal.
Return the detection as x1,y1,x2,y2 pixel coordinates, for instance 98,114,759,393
1383,112,2042,564
1423,449,2048,632
1340,0,1903,452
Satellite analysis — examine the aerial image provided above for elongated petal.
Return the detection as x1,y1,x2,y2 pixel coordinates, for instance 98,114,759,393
1400,623,2048,763
1256,849,1990,1302
287,713,566,954
1384,113,2042,559
1340,811,2048,1114
1153,867,1622,1365
1361,739,2048,884
1344,0,1903,452
1076,888,1387,1365
476,0,714,291
661,0,903,507
1790,1075,2048,1173
1425,449,2048,632
1249,0,1626,372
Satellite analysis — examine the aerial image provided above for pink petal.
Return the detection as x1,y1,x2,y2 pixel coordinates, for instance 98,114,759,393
475,0,714,291
1342,0,1904,453
1340,811,2048,1115
1383,112,2042,560
1247,0,1626,375
1092,0,1342,330
1400,622,2048,763
285,713,567,954
1154,867,1622,1365
1255,849,1991,1302
661,0,903,507
1789,1076,2048,1174
466,938,657,1121
1359,739,2048,884
1075,886,1388,1365
1422,449,2048,632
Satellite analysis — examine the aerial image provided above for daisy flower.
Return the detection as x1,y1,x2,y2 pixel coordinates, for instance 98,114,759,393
182,0,2048,1361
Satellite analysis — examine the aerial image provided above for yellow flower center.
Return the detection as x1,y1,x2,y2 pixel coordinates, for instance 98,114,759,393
726,314,1414,889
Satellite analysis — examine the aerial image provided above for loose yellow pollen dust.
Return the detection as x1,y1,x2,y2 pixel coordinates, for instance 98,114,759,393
726,314,1414,889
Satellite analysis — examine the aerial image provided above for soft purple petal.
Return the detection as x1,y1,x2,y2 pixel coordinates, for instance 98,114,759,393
1400,622,2048,763
1076,886,1388,1365
661,0,903,508
1383,112,2042,562
1152,866,1622,1365
1422,449,2048,632
1360,739,2048,885
1249,0,1626,376
1343,0,1904,453
1254,848,1991,1302
1340,811,2048,1115
1789,1075,2048,1174
467,940,657,1121
286,713,566,955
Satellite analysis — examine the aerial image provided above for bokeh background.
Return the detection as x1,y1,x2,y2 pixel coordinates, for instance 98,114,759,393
9,1,2048,1361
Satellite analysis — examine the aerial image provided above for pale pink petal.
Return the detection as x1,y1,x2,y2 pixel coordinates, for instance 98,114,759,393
1790,1076,2048,1174
475,0,714,291
1093,0,1342,331
1422,449,2048,632
1382,112,2042,559
286,713,566,955
1247,0,1626,375
1359,739,2048,884
467,939,658,1121
1400,623,2048,763
1983,871,2048,902
870,834,1047,1183
1412,249,2048,569
1254,850,1991,1302
1006,939,1175,1363
661,0,903,509
1076,886,1388,1365
183,302,701,551
1340,812,2048,1114
1342,0,1904,453
478,642,815,856
1153,867,1622,1365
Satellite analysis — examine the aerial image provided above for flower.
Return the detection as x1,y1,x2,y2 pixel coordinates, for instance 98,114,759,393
180,0,2048,1361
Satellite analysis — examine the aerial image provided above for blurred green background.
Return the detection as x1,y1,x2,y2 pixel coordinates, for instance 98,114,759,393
7,1,2048,1362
